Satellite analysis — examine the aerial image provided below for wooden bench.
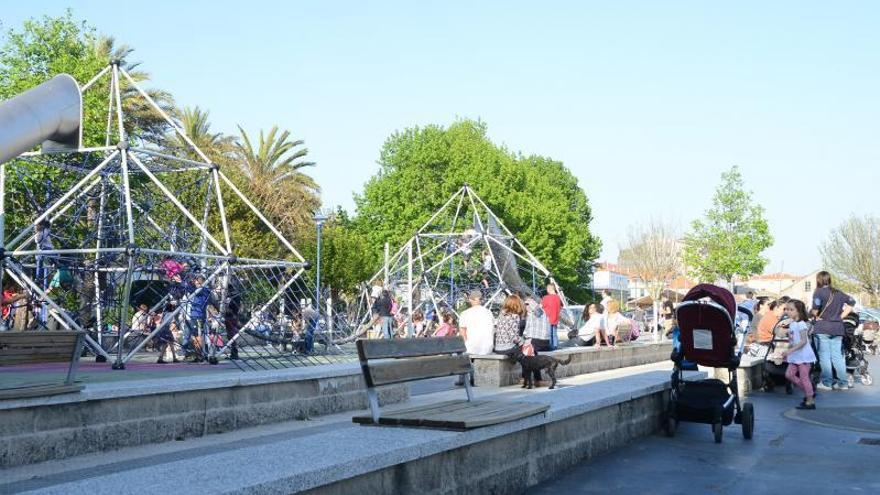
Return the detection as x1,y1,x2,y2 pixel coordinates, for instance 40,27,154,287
0,331,85,399
352,336,549,429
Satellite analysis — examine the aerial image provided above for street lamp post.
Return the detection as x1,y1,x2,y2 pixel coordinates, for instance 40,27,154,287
314,211,328,308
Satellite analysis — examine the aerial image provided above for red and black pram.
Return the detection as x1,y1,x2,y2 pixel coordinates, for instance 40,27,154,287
664,284,755,443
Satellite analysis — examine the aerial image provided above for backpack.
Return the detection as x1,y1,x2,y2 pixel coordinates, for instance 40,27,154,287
628,318,641,340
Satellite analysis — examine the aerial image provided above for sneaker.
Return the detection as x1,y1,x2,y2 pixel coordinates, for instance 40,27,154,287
832,383,845,391
796,403,816,410
816,383,833,391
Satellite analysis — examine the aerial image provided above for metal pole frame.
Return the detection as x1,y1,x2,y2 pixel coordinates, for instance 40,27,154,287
4,260,110,359
218,267,306,353
5,151,120,249
128,153,227,254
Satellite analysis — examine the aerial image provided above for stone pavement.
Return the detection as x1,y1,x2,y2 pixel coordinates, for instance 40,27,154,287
0,361,677,494
527,354,880,495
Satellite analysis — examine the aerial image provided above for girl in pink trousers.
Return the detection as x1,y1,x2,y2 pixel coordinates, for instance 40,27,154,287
782,299,817,409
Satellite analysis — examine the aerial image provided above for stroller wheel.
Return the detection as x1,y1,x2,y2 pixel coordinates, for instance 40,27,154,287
863,374,873,386
741,403,754,440
713,422,723,443
785,382,793,395
664,415,677,437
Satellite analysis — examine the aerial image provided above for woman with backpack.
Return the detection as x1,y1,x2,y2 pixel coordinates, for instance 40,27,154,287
811,271,856,391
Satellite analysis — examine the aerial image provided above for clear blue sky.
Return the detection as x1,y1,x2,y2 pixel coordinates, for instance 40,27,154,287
3,1,879,276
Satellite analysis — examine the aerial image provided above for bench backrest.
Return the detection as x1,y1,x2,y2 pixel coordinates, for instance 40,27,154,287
356,336,471,388
0,331,84,366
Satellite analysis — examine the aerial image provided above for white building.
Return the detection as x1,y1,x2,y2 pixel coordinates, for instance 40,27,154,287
593,263,631,302
744,272,801,296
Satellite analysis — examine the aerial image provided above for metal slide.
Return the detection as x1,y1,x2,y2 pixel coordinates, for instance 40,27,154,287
0,74,82,165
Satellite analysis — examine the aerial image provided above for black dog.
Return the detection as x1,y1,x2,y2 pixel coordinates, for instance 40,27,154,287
510,346,572,389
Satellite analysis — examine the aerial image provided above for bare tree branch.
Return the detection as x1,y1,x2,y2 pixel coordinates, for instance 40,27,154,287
820,215,880,299
619,219,681,302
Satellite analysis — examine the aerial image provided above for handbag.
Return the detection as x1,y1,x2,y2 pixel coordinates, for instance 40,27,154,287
817,291,836,320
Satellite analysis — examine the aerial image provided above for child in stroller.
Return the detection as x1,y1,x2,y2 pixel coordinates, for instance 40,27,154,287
665,284,755,443
843,313,872,386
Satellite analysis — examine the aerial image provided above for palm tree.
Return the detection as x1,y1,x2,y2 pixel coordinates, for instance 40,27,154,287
91,35,174,143
234,125,321,234
166,106,237,162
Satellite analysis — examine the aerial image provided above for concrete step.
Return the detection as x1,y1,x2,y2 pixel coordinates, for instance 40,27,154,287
0,362,697,495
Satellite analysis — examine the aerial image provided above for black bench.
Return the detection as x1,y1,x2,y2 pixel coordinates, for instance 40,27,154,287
353,336,549,429
0,331,85,399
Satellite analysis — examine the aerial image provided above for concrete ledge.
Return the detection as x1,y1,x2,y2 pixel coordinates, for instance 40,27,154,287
713,355,765,397
472,342,673,387
0,364,408,468
17,369,706,494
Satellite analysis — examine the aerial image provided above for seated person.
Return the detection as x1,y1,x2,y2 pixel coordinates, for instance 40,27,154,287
568,303,605,347
748,299,784,357
523,299,552,352
603,300,629,346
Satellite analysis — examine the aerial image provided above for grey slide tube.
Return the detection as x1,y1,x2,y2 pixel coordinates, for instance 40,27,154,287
0,74,82,165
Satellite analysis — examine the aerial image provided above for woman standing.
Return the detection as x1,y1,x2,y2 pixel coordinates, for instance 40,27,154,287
811,271,856,391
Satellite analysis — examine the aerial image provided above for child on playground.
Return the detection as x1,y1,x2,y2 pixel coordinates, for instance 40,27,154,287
434,312,457,337
782,299,817,410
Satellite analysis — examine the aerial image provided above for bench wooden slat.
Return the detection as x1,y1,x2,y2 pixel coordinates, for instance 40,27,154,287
1,355,73,365
367,354,471,387
1,346,78,355
0,383,84,400
357,337,466,360
0,331,80,342
352,399,549,429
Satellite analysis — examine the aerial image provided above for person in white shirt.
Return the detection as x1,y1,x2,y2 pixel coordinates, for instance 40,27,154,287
567,303,605,347
600,289,613,311
455,290,494,386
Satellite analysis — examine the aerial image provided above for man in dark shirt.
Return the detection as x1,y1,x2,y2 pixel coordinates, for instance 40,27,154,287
810,271,856,390
372,290,393,338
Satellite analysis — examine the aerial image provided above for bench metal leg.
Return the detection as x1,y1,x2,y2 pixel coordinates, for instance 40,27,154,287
367,387,381,424
463,374,474,402
66,334,85,385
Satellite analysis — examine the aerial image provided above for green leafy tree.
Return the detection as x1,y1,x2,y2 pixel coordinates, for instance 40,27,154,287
351,119,601,300
682,166,773,284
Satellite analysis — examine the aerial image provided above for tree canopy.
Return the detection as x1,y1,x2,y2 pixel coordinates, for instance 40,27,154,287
351,119,601,300
821,214,880,304
682,166,773,283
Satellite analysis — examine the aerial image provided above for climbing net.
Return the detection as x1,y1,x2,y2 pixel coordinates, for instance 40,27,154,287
1,62,349,370
339,185,572,341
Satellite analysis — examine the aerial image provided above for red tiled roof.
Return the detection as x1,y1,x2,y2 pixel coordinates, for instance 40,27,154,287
750,272,799,281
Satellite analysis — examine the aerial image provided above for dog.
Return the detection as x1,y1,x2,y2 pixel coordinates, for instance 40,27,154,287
510,346,572,389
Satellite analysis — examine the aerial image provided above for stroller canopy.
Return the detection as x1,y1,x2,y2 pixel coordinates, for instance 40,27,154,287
682,284,737,322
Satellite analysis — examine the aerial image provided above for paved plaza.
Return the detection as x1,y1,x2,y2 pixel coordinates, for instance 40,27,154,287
529,354,880,495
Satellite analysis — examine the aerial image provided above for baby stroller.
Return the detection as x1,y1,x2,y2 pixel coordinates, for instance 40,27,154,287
863,321,878,356
844,313,872,386
665,284,755,443
762,318,794,394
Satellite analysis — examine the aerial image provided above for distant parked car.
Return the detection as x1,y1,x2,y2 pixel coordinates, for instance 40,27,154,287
560,305,585,339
